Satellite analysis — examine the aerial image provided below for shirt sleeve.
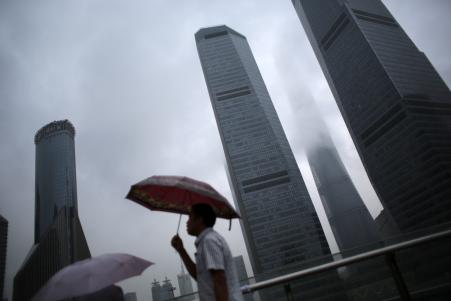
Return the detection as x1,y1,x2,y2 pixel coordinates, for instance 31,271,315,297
202,236,225,271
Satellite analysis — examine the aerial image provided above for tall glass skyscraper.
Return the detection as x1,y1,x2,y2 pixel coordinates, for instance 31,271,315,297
307,138,380,252
292,0,451,233
195,25,330,281
34,120,78,243
13,120,91,301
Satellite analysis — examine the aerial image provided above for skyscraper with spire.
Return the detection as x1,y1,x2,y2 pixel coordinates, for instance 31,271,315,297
152,278,176,301
196,25,344,300
292,0,451,233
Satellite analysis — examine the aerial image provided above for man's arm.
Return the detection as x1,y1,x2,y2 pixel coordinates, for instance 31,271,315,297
171,235,197,279
211,269,229,301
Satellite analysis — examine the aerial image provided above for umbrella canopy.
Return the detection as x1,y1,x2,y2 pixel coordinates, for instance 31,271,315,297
31,253,153,301
126,175,240,219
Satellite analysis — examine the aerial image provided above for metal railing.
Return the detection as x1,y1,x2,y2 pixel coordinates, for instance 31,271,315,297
169,228,451,301
241,228,451,300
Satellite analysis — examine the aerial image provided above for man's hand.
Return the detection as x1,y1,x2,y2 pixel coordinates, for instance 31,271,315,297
171,235,184,253
171,234,197,279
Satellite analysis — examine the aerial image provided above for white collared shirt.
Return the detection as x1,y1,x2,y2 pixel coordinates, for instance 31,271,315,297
195,228,244,301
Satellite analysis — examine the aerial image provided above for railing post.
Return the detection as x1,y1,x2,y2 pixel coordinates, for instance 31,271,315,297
385,253,412,301
283,283,294,301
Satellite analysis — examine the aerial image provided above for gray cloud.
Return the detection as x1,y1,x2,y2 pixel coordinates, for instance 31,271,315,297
1,0,450,300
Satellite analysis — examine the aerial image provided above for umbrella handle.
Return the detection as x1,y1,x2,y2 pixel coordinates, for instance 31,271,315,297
176,214,182,234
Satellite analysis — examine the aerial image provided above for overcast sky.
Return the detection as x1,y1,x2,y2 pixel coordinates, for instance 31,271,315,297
1,1,450,300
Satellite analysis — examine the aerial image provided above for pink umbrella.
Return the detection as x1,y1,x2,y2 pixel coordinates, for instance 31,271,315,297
126,175,240,231
31,253,153,301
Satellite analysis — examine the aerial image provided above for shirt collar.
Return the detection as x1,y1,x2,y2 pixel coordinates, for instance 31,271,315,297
195,227,213,247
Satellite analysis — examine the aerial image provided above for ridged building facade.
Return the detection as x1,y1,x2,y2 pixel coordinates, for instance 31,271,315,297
196,25,346,300
292,0,451,233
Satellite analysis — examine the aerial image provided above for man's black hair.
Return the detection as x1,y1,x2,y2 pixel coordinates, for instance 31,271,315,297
191,203,217,227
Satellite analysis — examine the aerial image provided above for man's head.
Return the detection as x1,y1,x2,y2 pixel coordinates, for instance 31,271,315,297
186,203,217,236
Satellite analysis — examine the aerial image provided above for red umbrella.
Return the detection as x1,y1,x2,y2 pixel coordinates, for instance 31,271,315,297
126,175,240,231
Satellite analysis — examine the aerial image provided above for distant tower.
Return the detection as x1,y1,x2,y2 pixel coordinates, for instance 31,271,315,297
196,23,330,282
13,120,91,301
152,278,176,301
161,277,176,301
177,264,195,301
124,292,138,301
0,215,7,299
291,0,451,233
233,256,254,301
308,140,380,252
151,279,162,301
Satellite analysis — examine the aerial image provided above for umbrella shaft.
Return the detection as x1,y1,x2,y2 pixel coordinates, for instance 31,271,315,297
176,214,182,234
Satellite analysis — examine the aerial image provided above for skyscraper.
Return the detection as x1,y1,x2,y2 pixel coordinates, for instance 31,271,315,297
34,120,78,243
151,278,175,301
307,138,380,252
195,25,332,298
124,292,138,301
161,277,176,300
233,256,254,301
151,279,162,301
13,120,91,301
177,265,195,301
0,215,7,300
233,255,249,284
292,0,451,233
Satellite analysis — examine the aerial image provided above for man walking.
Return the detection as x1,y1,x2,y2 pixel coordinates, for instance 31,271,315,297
171,203,244,301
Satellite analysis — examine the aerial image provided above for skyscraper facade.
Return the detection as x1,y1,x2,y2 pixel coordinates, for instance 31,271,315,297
292,0,451,233
233,256,254,301
34,120,78,243
177,266,195,301
151,279,162,301
0,215,7,300
308,141,380,251
13,120,91,301
151,278,175,301
195,24,330,281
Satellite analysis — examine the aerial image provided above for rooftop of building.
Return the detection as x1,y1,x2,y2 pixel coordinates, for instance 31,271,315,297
195,25,246,42
34,119,75,144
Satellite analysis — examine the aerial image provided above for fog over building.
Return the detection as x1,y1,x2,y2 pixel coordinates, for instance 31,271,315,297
195,25,343,300
307,134,380,251
13,120,91,301
292,0,451,233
